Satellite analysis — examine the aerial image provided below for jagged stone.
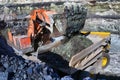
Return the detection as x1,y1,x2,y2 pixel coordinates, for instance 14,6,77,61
51,35,93,61
0,54,62,80
0,72,8,80
53,3,87,37
61,76,74,80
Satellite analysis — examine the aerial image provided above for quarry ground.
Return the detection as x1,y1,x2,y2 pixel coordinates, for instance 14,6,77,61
102,34,120,76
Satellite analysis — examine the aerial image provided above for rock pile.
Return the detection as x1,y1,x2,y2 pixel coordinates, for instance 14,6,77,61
0,55,61,80
0,35,74,80
0,54,75,80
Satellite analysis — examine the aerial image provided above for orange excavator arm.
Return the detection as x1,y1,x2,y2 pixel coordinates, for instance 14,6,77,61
27,9,56,51
27,9,56,38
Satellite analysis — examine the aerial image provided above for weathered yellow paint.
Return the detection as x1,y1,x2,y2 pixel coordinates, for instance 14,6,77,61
81,31,111,38
102,57,108,68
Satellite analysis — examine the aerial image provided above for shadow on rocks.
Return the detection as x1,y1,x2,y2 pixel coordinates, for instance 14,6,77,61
38,51,70,77
0,35,24,60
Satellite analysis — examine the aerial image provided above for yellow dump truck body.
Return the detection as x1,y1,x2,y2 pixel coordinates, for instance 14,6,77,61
69,31,111,73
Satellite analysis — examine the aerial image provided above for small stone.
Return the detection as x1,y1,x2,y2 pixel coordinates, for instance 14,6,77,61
3,62,9,68
15,77,19,80
61,76,74,80
6,65,14,72
27,67,33,75
23,74,27,79
44,75,52,80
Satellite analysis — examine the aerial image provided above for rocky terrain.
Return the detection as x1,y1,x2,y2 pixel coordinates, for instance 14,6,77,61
0,1,120,80
84,7,120,77
0,36,74,80
100,34,120,76
110,34,120,52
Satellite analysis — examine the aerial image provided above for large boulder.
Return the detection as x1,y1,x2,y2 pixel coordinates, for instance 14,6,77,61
51,35,93,61
52,2,87,37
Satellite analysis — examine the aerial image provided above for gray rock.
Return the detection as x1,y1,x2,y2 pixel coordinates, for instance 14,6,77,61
27,67,33,75
61,76,74,80
52,35,93,61
6,65,14,72
44,75,52,80
3,62,9,69
0,72,8,80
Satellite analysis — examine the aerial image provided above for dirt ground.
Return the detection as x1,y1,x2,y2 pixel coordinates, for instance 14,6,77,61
101,34,120,76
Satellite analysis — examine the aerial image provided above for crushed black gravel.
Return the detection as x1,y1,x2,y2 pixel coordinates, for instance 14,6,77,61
0,35,73,80
0,54,61,80
38,51,69,69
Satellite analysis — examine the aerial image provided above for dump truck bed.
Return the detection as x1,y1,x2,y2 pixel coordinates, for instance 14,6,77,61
69,32,111,73
87,32,110,43
21,32,111,74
